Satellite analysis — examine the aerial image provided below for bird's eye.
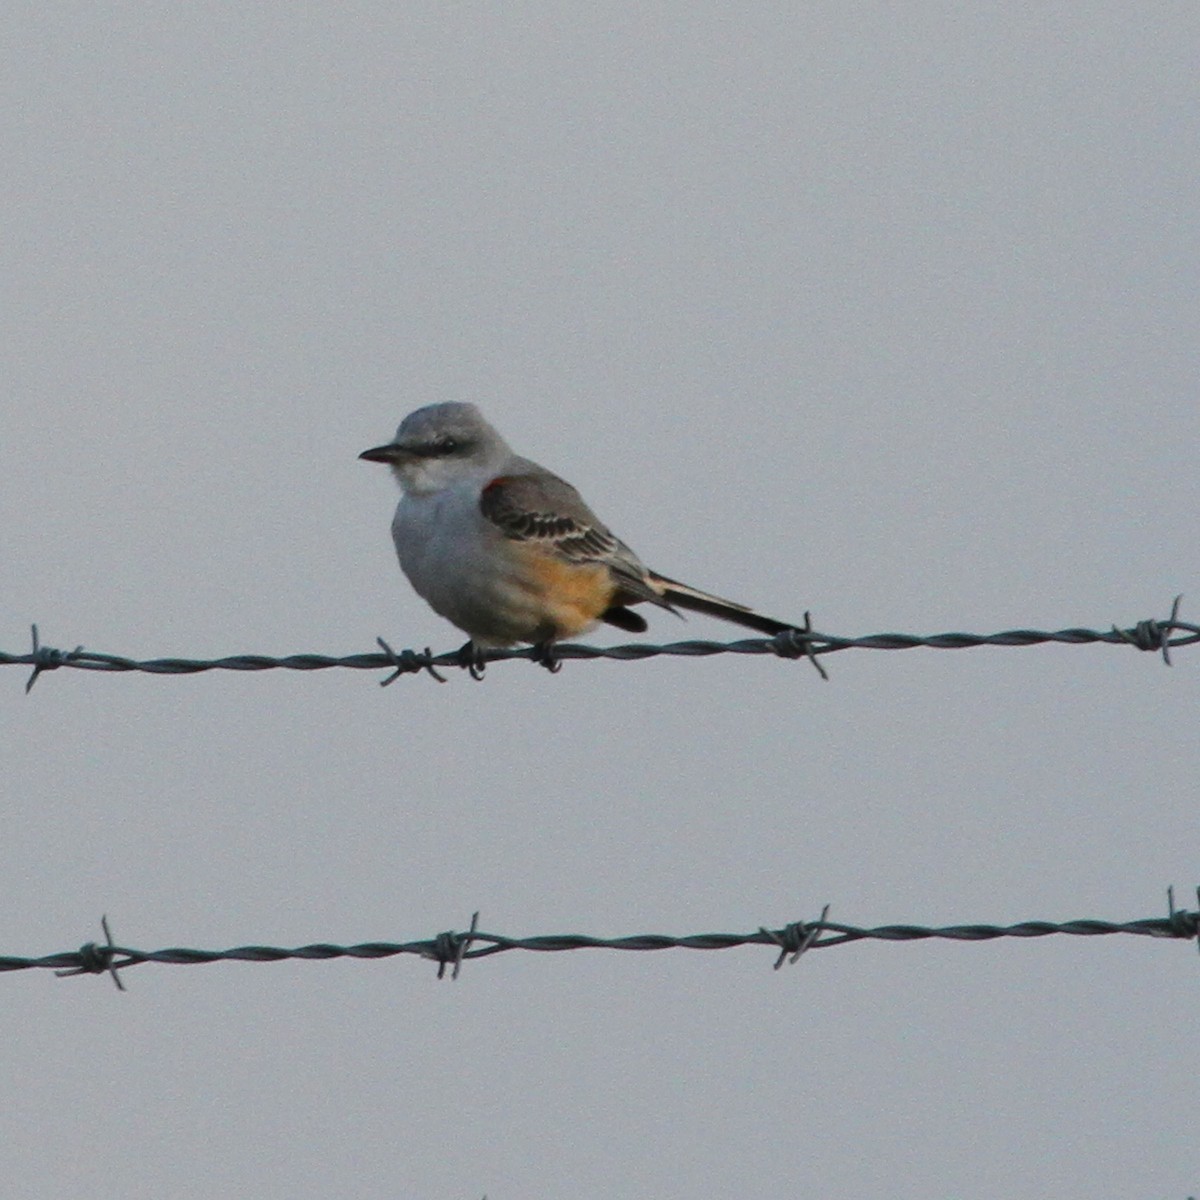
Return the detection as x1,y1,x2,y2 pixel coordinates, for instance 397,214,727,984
423,438,459,457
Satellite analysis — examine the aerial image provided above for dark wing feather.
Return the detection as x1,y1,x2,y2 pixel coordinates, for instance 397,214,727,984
480,472,674,610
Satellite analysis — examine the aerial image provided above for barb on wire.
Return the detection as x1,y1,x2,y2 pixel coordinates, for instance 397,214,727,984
425,910,480,979
51,915,125,991
1167,885,1200,955
23,624,84,693
4,892,1196,988
761,903,831,969
2,597,1193,688
1112,593,1184,667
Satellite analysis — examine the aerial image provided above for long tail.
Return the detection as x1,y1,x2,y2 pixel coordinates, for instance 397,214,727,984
646,571,798,636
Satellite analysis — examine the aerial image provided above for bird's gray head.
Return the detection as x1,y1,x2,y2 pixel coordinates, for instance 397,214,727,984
359,402,512,494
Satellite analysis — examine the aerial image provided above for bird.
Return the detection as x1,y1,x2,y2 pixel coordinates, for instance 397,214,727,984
359,402,804,671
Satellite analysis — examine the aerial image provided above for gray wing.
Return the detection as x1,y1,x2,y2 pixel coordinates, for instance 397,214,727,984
479,470,672,609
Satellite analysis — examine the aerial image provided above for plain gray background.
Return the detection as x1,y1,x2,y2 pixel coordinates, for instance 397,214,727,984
3,4,1198,1197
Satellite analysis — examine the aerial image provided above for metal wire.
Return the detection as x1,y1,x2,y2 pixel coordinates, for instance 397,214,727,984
3,596,1192,690
6,891,1197,988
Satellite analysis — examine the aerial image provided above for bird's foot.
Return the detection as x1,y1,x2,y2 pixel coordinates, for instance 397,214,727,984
456,640,488,681
530,639,562,673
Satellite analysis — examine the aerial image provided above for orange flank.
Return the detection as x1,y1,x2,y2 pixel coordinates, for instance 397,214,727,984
521,550,617,639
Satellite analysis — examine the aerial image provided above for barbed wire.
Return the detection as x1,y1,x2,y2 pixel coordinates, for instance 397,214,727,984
6,890,1197,989
3,596,1192,690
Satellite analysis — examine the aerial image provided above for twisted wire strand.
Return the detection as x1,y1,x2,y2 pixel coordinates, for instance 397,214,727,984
4,596,1192,690
7,893,1197,987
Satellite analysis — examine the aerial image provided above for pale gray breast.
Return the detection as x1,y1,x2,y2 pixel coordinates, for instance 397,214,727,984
390,483,536,640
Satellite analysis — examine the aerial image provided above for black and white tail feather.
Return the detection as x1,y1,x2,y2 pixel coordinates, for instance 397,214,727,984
638,573,797,637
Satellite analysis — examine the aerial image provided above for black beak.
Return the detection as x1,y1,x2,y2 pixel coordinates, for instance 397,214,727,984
359,442,404,464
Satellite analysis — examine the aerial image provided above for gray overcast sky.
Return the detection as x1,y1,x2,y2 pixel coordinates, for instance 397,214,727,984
3,4,1198,1197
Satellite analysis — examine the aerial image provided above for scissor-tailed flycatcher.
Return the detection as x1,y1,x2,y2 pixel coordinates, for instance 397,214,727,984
360,403,802,666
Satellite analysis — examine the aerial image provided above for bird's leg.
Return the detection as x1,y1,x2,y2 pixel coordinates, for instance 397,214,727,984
455,639,488,681
530,639,562,673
